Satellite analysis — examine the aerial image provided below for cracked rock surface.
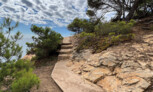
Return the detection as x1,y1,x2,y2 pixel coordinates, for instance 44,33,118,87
68,33,153,92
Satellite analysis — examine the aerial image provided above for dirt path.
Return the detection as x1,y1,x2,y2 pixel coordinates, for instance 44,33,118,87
31,61,62,92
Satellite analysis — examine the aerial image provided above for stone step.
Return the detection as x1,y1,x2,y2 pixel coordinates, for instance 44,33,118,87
62,43,72,45
51,61,103,92
58,54,70,60
59,49,72,54
144,21,153,25
61,45,73,49
149,21,153,24
144,23,150,25
142,27,150,30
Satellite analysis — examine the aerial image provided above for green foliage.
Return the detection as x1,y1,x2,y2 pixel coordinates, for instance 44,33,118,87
68,18,83,33
95,20,136,36
79,32,95,38
0,18,23,62
11,70,39,92
67,18,95,33
26,25,63,59
0,18,39,92
0,59,39,92
76,20,135,53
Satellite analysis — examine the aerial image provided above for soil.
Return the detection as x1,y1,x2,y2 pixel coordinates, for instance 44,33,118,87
31,60,62,92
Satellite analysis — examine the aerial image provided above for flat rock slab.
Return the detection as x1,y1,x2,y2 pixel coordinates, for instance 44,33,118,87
51,60,103,92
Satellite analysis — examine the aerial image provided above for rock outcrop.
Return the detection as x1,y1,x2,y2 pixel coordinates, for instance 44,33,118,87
68,33,153,92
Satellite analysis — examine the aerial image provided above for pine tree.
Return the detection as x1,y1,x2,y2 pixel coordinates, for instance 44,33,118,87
0,18,23,63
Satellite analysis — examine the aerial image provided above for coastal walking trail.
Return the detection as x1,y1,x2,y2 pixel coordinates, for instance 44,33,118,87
51,37,103,92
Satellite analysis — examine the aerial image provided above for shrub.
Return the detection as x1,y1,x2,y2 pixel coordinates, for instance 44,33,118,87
79,32,95,38
76,20,135,53
11,70,39,92
95,20,136,36
26,25,63,59
0,60,39,92
0,18,39,92
67,18,95,33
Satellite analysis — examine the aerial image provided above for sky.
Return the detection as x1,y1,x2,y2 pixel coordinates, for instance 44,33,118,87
0,0,115,57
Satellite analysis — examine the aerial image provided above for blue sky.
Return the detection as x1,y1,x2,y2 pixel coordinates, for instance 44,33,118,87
0,0,115,57
0,0,88,37
0,0,88,57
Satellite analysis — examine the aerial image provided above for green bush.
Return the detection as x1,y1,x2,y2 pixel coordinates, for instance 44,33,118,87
79,32,95,38
95,20,136,36
26,25,63,59
67,18,95,33
11,70,39,92
0,60,39,92
76,20,135,53
0,18,39,92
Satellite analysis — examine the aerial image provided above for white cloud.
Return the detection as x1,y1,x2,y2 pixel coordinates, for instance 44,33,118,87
0,0,88,27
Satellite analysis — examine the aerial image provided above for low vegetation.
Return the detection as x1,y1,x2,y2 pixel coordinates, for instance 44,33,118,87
67,0,153,53
68,19,136,53
26,25,63,60
0,18,39,92
67,18,95,33
0,60,39,92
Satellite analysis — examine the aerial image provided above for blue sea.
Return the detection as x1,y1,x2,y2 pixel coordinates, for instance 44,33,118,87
17,37,33,58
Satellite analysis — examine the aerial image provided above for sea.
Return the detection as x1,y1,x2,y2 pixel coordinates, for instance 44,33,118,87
17,37,33,58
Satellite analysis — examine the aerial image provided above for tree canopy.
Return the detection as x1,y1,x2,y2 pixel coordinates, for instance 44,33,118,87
26,25,63,59
67,18,95,33
0,18,23,63
87,0,153,21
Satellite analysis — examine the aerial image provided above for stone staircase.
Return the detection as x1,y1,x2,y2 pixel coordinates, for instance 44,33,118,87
58,37,73,60
140,17,153,30
51,37,103,92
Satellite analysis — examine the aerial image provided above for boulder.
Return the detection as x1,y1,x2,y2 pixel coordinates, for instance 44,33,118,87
83,68,111,83
116,69,153,80
122,76,141,85
71,61,85,74
121,60,141,72
97,76,122,92
99,51,119,67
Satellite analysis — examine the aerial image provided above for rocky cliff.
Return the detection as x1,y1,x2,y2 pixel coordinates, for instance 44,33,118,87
67,18,153,92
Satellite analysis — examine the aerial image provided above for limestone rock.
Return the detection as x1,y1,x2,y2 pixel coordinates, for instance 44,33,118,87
88,61,101,67
83,68,111,83
121,60,141,72
97,76,121,92
82,65,94,72
99,51,119,67
150,61,153,70
122,76,140,85
72,50,92,61
71,61,85,74
87,53,101,67
143,34,153,39
143,34,153,44
70,32,153,92
22,54,35,60
116,69,153,80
